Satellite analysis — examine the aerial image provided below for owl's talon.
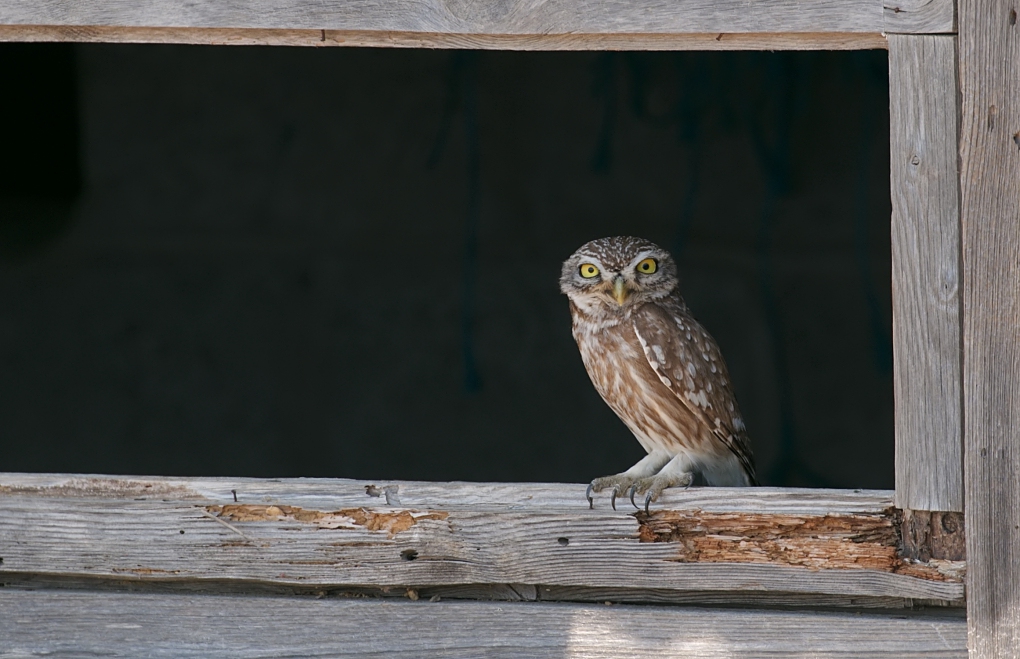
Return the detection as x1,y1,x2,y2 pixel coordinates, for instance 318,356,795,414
644,492,653,514
585,483,594,509
586,474,650,510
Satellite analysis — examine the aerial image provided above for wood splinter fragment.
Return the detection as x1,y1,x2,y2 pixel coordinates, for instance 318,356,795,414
198,508,256,543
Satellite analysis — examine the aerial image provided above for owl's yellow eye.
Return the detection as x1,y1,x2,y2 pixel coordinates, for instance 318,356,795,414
636,258,658,274
579,263,600,279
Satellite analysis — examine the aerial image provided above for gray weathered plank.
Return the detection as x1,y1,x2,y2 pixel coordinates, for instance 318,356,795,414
0,474,965,605
889,34,963,513
0,588,968,658
958,0,1020,656
0,0,950,38
0,472,898,513
0,25,890,50
884,0,956,34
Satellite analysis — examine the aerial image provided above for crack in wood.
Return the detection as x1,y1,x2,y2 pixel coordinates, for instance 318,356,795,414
110,567,182,575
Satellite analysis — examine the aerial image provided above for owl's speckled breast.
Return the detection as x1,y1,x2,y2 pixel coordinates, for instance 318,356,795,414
572,304,717,459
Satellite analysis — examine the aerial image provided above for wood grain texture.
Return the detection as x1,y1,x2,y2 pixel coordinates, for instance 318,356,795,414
958,0,1020,655
0,25,890,50
884,0,956,34
0,474,965,605
888,35,963,513
0,0,950,37
0,589,968,658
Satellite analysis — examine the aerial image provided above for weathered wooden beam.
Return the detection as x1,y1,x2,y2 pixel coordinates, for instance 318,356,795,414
0,588,968,658
0,0,954,51
958,0,1020,656
0,25,890,50
883,0,956,34
0,474,965,606
888,34,963,514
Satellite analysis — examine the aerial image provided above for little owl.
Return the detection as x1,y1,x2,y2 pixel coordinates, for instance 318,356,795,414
561,236,757,511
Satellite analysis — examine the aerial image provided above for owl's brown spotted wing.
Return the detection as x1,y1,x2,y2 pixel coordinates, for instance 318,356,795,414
630,301,758,485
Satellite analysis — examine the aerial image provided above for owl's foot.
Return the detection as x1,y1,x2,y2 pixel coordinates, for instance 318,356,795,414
627,470,694,513
587,475,642,510
585,450,675,510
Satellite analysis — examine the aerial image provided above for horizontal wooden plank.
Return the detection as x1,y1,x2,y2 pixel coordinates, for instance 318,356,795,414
0,474,965,605
0,25,890,50
0,472,899,512
883,0,956,34
0,0,954,41
0,588,968,658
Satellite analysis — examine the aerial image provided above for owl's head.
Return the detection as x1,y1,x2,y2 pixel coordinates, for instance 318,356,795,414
560,236,679,313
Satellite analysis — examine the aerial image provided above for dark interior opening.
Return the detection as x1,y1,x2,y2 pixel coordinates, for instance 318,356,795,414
0,43,892,488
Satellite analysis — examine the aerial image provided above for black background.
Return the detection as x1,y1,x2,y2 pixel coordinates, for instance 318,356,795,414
0,44,892,488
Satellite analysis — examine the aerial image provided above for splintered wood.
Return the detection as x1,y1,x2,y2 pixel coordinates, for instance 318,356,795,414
208,504,448,536
637,510,963,582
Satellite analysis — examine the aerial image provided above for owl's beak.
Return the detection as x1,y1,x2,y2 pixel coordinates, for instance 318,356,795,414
612,275,628,305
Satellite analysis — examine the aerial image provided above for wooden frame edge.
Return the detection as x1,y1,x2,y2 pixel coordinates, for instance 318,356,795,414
0,25,890,51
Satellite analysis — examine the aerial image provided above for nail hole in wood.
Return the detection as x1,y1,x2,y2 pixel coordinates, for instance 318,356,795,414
557,537,569,546
401,548,419,561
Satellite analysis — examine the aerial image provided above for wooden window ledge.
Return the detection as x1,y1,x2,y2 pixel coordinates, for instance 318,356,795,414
0,474,969,657
0,473,964,607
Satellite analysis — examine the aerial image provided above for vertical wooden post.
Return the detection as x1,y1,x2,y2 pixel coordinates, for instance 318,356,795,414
959,1,1020,655
888,34,963,514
